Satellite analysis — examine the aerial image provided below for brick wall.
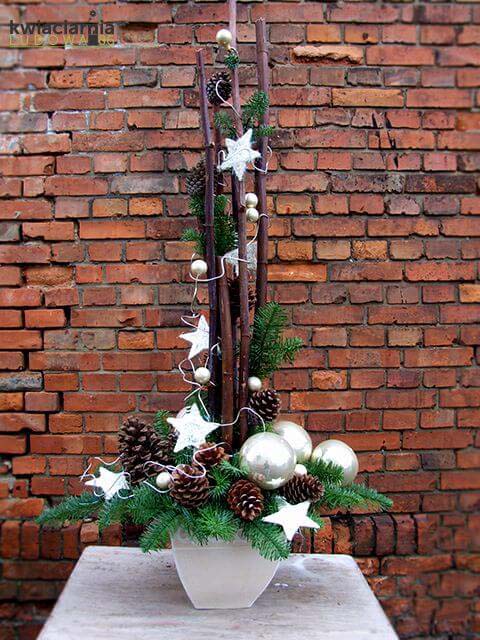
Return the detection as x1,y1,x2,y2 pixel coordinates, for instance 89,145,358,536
1,0,480,638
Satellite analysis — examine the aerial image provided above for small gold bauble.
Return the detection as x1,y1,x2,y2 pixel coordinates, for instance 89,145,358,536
190,259,208,278
194,366,211,385
273,420,313,463
155,471,171,490
311,439,359,485
245,192,258,208
239,432,296,490
246,207,259,223
247,376,262,392
216,28,233,49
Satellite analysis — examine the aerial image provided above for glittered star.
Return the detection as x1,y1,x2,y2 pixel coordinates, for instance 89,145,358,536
224,241,257,276
85,467,129,501
262,500,319,541
219,129,261,181
167,403,219,452
180,315,209,360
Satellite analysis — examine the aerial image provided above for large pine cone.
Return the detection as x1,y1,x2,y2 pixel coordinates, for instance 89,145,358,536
227,479,264,521
281,474,324,505
248,389,281,424
119,417,173,485
169,464,210,509
206,71,232,106
194,442,228,469
229,276,256,321
186,160,206,198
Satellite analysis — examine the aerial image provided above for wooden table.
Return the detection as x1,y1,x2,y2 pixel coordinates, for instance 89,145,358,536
38,546,398,639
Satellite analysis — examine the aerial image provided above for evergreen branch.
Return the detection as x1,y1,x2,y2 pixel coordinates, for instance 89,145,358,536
139,508,181,552
195,504,238,542
36,492,101,527
345,484,393,511
253,124,275,140
241,519,291,562
153,410,171,437
184,195,236,256
242,91,269,130
128,484,173,525
182,228,204,256
209,465,232,499
214,111,236,138
322,483,392,512
97,496,129,532
306,458,344,486
224,49,239,70
219,456,248,480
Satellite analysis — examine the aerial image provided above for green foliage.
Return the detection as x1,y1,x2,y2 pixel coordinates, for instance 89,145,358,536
254,124,276,140
242,91,269,131
153,410,171,437
37,492,101,528
97,496,129,532
322,483,393,512
219,455,248,480
195,504,238,542
140,508,181,553
184,194,237,257
182,228,204,255
209,465,232,500
224,49,239,70
249,302,303,379
127,483,173,525
306,458,344,486
214,111,236,138
241,519,291,561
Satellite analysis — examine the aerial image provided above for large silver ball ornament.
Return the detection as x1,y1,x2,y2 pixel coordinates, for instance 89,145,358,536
216,28,233,49
190,259,208,278
245,192,258,208
247,376,262,392
194,366,211,385
239,432,296,490
311,439,359,485
273,420,312,464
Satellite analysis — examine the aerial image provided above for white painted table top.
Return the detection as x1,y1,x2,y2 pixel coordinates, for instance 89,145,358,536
38,546,398,640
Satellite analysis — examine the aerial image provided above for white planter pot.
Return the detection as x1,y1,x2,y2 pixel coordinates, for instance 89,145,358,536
171,530,280,609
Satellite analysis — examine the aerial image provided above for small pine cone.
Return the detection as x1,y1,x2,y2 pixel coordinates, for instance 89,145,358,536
169,464,210,509
227,479,264,521
248,389,281,424
155,429,176,463
194,442,228,468
119,417,171,485
186,160,206,198
228,277,256,321
206,71,232,106
281,474,324,505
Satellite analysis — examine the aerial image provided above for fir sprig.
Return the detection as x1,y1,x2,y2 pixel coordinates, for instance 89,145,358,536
153,410,171,437
195,504,238,542
97,496,129,532
249,302,303,379
37,493,101,527
322,484,393,512
183,194,237,256
242,91,269,131
224,49,239,70
214,111,236,138
306,458,344,486
140,509,181,552
241,519,291,561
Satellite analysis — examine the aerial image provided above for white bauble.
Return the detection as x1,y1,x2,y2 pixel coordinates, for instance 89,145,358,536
239,432,296,490
190,259,208,278
245,192,258,208
194,366,211,385
247,376,262,392
311,439,359,485
273,420,312,464
216,28,233,48
294,463,308,476
246,207,259,223
155,471,171,490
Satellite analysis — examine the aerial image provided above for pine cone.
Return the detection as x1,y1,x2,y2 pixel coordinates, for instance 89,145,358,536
186,160,206,198
119,417,173,485
281,474,324,505
229,276,256,321
206,71,232,106
227,479,264,521
169,464,210,509
194,442,228,468
249,389,281,424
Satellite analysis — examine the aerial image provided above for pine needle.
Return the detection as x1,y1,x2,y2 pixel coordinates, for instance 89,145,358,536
36,492,101,527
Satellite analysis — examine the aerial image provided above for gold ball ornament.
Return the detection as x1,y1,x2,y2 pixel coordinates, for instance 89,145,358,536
155,471,171,490
216,28,233,49
190,259,208,278
247,376,262,392
311,439,359,485
194,366,211,385
239,432,296,490
245,192,258,208
273,420,312,463
246,207,259,223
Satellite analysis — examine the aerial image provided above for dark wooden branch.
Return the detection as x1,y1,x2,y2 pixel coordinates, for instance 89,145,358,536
196,49,218,419
254,18,270,311
217,256,234,447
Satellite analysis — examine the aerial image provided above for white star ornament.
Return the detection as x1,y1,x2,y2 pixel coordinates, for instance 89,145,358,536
219,128,261,181
262,500,319,541
85,467,129,501
180,315,209,360
167,403,219,452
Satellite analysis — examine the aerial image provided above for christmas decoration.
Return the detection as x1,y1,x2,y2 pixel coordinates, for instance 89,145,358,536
118,417,173,485
262,500,319,541
155,471,171,490
245,192,258,208
167,404,219,452
85,467,129,501
179,315,209,360
272,420,312,463
294,463,308,476
239,432,296,490
206,71,232,106
311,440,359,485
194,366,211,386
169,465,210,508
249,389,281,423
194,442,228,468
219,129,261,181
281,474,324,505
225,242,258,275
246,207,259,223
216,28,233,49
186,160,207,198
247,376,262,393
227,479,264,521
190,259,208,278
